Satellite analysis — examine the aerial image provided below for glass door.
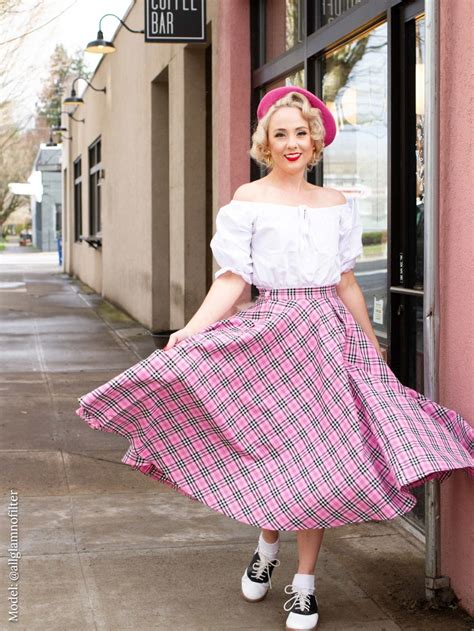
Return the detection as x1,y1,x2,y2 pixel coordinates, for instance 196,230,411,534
389,13,426,531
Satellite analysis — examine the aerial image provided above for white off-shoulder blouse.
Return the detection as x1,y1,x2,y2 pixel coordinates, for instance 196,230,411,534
209,197,363,289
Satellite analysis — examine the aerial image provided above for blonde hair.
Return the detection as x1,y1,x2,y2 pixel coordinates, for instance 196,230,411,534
249,91,326,171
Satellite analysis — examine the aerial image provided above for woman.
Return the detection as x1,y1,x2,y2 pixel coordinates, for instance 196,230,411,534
76,86,473,631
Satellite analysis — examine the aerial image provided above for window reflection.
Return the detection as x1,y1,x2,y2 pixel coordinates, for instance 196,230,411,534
414,16,425,290
266,0,303,62
319,0,365,26
265,68,305,92
322,22,388,343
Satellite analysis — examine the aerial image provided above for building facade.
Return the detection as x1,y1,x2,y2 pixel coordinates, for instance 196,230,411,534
33,145,62,251
61,0,473,614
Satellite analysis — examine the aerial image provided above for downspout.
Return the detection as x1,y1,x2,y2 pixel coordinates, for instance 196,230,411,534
423,0,450,601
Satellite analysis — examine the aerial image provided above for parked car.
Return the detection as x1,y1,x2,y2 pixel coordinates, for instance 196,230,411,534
19,230,32,246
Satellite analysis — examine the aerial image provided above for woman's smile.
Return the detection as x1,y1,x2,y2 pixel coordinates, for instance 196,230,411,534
285,153,302,162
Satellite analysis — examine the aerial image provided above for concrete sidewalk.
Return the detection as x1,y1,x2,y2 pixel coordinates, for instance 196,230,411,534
0,247,472,630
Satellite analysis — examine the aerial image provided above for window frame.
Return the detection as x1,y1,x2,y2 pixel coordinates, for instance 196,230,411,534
73,156,82,243
88,136,102,238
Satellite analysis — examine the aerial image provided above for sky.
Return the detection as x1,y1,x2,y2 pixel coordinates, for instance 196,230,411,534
0,0,132,128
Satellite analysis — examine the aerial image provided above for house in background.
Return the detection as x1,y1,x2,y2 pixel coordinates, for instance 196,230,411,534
7,145,62,251
32,144,62,251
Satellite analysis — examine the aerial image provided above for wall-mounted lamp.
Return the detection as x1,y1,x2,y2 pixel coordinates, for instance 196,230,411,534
45,133,58,147
60,110,85,123
63,77,106,107
86,13,144,54
51,127,72,141
51,111,86,132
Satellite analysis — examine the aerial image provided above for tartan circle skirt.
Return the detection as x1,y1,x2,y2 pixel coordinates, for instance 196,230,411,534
76,284,474,531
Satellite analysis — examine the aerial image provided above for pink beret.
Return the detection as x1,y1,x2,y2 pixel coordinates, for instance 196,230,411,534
256,86,337,147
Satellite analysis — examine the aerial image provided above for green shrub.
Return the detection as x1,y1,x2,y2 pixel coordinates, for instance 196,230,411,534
363,231,387,246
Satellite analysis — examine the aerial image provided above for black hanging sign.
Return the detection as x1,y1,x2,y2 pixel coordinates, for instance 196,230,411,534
145,0,206,43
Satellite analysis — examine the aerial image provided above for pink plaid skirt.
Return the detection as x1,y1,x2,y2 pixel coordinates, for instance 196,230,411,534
76,285,474,530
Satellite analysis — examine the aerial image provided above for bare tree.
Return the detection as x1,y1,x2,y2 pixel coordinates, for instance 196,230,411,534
0,1,17,15
0,120,44,225
323,39,369,104
0,0,46,128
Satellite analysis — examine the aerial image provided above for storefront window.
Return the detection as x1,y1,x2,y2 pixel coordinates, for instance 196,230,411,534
322,22,388,344
318,0,366,26
266,0,303,62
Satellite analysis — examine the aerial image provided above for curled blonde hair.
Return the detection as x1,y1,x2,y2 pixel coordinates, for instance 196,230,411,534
249,91,326,171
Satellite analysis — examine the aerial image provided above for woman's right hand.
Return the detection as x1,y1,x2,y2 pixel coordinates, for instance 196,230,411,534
163,326,194,351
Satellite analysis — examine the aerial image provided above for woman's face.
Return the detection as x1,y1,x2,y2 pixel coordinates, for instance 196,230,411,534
266,106,314,173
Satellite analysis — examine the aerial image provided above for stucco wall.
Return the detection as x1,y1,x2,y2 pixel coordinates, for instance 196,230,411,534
63,0,218,329
438,0,474,615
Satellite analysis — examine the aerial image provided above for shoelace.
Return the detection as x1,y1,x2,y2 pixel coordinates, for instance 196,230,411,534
250,551,281,589
283,584,313,612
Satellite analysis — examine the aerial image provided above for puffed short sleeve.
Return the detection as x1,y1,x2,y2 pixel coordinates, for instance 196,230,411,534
339,197,363,273
209,202,254,285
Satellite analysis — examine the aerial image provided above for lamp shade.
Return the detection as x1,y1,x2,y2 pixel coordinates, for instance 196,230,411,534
63,95,84,106
86,30,115,54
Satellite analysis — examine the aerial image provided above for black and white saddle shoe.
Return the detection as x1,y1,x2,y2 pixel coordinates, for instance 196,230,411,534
241,547,281,602
283,584,319,630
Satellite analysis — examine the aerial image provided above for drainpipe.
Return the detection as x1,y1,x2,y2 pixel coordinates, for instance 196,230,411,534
423,0,450,601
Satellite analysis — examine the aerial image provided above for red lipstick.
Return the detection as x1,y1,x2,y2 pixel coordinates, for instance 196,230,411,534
285,153,302,162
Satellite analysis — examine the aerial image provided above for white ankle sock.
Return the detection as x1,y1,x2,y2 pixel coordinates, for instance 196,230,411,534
292,573,315,593
258,531,280,560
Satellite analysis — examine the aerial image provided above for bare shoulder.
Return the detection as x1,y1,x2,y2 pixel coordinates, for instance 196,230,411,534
326,187,348,205
232,181,265,202
312,186,348,206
